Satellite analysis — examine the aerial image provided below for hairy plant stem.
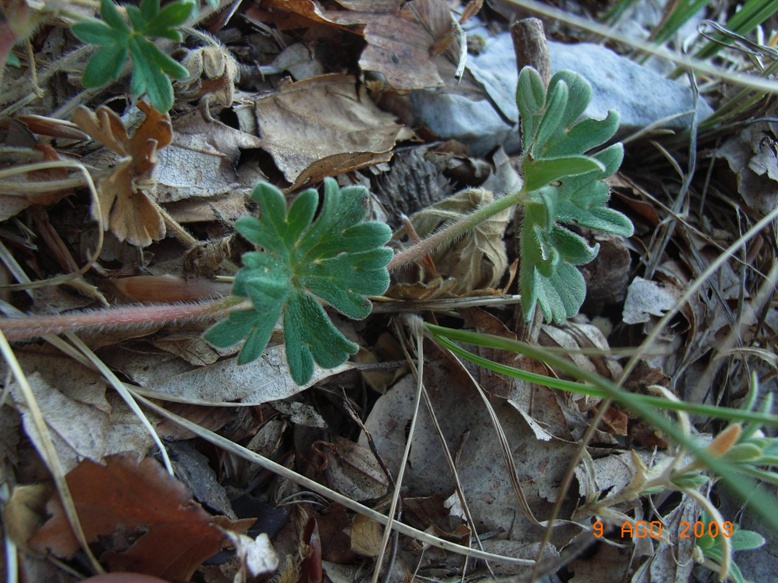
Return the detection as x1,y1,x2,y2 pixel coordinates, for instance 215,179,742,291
387,189,523,272
0,296,248,341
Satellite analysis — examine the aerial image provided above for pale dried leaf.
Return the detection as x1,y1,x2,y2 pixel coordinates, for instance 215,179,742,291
8,355,154,472
350,514,383,557
390,188,509,297
105,343,354,405
716,120,778,215
254,74,405,184
223,531,280,577
622,277,681,325
319,435,389,501
155,111,262,202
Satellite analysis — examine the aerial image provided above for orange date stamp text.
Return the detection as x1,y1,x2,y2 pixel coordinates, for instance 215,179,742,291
592,520,734,539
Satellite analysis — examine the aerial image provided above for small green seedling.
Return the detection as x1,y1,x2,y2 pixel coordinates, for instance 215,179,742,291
516,67,633,323
696,511,765,583
72,0,196,112
204,178,393,385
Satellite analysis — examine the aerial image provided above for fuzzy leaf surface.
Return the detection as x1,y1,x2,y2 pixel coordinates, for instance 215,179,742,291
517,67,634,323
204,178,392,385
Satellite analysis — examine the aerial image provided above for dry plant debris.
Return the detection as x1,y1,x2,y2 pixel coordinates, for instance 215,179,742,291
0,0,777,582
29,453,253,580
72,101,172,246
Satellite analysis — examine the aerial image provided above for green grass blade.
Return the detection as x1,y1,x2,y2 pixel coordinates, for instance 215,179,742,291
426,323,778,532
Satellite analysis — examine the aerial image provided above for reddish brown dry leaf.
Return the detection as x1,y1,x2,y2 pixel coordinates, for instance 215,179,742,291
255,74,407,185
311,436,388,501
244,0,334,30
315,505,357,563
300,516,323,583
600,405,629,437
16,115,90,140
72,102,172,247
29,452,250,581
402,494,470,542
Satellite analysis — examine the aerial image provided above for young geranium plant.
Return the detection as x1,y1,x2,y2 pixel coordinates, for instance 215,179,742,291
388,66,634,324
203,178,393,385
72,0,196,112
516,67,633,322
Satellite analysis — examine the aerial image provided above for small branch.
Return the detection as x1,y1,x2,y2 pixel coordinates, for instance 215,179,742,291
0,296,248,341
510,18,551,85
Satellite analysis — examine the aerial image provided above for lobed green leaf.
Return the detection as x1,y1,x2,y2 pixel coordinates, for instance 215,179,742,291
126,6,145,30
517,67,546,154
516,68,634,322
99,0,131,35
140,0,160,22
81,44,129,87
523,155,603,192
71,20,117,46
156,0,197,30
204,179,392,385
74,0,194,111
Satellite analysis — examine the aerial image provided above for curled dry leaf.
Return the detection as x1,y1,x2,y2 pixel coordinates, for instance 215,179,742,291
389,188,509,298
72,102,172,247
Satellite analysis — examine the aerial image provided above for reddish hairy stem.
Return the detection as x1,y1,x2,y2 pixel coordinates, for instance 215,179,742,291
0,297,249,341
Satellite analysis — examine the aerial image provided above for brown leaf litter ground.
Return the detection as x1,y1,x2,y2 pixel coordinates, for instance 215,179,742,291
0,1,777,582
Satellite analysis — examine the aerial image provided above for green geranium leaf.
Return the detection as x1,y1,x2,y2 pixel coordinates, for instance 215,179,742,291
516,67,634,323
520,201,597,323
81,43,128,87
204,179,392,385
523,155,604,192
140,0,159,21
71,20,117,46
99,0,130,34
74,0,194,111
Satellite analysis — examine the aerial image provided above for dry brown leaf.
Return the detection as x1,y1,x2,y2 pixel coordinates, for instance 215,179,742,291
350,514,383,558
29,452,251,580
254,74,407,185
311,436,389,501
155,110,262,202
72,102,171,246
8,353,155,472
716,118,778,215
361,344,579,538
3,484,52,553
402,494,470,542
243,0,334,30
0,143,77,222
389,188,509,298
102,342,354,405
327,0,456,90
315,505,357,564
461,308,578,441
247,0,454,91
